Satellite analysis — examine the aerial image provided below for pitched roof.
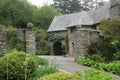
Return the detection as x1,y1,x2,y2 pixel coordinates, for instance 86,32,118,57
47,4,110,32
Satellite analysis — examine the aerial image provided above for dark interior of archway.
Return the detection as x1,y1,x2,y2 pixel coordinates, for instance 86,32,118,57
53,42,63,55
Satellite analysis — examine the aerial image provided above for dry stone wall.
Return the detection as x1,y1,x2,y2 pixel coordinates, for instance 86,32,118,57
0,28,36,56
26,29,36,53
0,30,7,56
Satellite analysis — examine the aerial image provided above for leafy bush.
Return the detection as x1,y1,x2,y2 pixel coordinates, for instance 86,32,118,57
89,54,105,62
88,42,115,61
35,29,51,55
28,54,48,65
104,61,120,75
39,72,84,80
0,50,36,80
39,69,115,80
77,58,120,75
77,58,96,66
27,54,57,80
85,68,115,80
7,28,26,51
114,51,120,60
37,66,58,77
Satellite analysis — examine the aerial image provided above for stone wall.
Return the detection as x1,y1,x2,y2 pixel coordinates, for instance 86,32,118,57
16,29,25,40
68,27,76,56
25,29,36,53
0,30,7,56
0,27,36,56
73,26,101,61
110,0,120,18
74,29,91,61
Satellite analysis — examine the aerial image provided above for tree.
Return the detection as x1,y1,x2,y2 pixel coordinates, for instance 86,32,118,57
99,19,120,41
33,5,61,29
0,0,33,28
53,0,106,14
53,0,83,14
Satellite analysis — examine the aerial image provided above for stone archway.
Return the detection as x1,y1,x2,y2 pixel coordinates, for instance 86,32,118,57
53,42,63,55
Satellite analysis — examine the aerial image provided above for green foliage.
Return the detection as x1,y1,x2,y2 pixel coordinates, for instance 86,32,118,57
28,54,48,65
39,72,84,80
29,66,58,80
77,58,96,66
94,19,120,61
61,45,68,55
0,50,36,80
33,5,61,29
104,61,120,75
88,54,105,62
53,0,83,14
7,28,26,51
99,19,120,41
39,69,115,80
111,40,120,52
28,54,58,80
85,68,115,80
53,0,99,14
88,42,115,61
35,28,50,55
47,33,66,42
114,51,120,60
36,66,58,78
0,0,60,29
0,0,33,27
77,58,120,75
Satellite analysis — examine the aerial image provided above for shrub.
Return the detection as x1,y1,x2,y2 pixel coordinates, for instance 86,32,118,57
85,68,115,80
89,54,105,62
77,58,96,67
27,54,57,80
88,42,115,61
114,51,120,60
37,66,58,77
77,58,120,75
28,54,48,65
104,61,120,75
39,72,84,80
7,28,26,51
39,69,115,80
0,50,36,80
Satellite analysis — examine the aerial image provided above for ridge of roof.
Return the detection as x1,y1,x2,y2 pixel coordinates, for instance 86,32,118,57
47,3,110,32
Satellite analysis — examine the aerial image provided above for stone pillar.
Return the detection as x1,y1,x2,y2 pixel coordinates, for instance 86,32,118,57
74,25,101,61
110,0,120,18
26,23,36,53
49,41,54,55
90,30,100,43
0,26,7,56
68,27,76,56
74,29,91,61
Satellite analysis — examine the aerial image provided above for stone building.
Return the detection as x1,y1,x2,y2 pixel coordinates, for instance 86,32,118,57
110,0,120,18
47,0,120,61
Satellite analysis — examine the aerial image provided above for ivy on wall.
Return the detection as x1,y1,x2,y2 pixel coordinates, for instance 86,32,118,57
7,28,26,52
47,33,69,55
47,33,66,42
35,29,51,55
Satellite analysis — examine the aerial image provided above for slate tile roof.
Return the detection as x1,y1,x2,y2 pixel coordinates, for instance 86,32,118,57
47,3,110,32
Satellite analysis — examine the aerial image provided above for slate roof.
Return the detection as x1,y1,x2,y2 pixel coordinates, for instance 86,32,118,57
47,3,110,32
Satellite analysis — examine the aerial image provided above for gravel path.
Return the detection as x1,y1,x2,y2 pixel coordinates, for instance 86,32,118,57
38,56,120,80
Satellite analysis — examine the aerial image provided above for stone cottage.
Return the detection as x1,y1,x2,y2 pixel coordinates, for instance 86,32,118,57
47,0,120,61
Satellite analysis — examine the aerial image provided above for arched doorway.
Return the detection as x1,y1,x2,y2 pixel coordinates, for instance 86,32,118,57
53,42,63,55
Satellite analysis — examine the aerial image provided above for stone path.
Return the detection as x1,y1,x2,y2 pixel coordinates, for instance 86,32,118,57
38,56,120,80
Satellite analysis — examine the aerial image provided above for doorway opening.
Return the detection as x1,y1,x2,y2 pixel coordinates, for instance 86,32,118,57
53,42,63,55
